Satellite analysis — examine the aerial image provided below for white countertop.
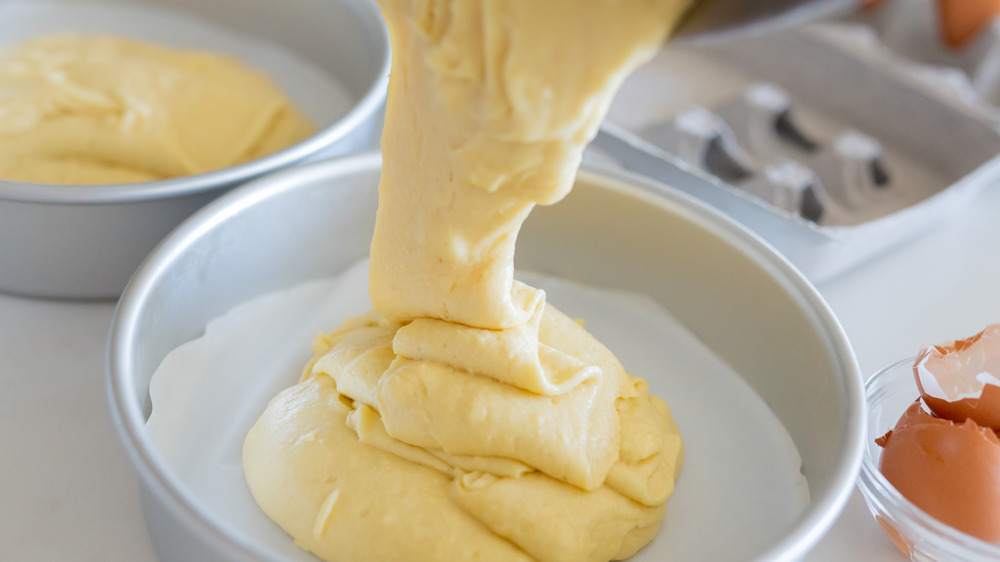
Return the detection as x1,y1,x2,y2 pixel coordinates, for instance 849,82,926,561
2,183,999,561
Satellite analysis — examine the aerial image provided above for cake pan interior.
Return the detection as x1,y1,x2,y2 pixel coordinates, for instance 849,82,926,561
108,153,863,562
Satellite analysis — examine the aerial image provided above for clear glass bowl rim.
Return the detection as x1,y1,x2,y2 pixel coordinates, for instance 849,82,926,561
858,357,1000,560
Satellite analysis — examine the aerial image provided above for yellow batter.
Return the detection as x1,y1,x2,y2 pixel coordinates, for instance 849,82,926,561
244,1,694,560
0,34,314,185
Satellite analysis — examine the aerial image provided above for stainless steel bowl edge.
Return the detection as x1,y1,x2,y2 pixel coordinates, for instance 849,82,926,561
0,0,390,299
673,0,859,43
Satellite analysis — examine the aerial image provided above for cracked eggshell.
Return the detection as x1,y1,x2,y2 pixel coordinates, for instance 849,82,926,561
877,400,1000,543
914,324,1000,432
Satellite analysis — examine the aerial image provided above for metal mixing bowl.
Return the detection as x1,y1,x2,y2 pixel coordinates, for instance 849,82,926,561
108,152,865,562
0,0,389,299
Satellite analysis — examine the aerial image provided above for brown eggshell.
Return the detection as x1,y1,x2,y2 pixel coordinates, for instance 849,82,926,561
914,324,1000,431
876,400,1000,543
920,384,1000,433
875,515,911,558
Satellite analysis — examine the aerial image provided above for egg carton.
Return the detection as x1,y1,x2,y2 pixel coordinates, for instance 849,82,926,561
592,4,1000,283
635,83,900,225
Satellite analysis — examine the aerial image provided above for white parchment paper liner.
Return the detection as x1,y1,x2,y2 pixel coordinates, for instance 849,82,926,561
147,260,809,561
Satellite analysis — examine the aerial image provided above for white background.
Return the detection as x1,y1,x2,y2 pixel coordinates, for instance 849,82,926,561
3,180,999,561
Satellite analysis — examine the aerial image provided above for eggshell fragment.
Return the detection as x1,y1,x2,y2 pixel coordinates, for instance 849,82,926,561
914,323,1000,431
876,400,1000,543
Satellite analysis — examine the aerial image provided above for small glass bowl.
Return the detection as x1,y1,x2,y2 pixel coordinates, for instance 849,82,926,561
858,358,1000,561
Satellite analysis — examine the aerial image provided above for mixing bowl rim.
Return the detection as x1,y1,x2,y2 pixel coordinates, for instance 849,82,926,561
0,0,390,206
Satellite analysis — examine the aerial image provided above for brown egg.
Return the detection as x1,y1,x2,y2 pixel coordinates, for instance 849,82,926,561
914,324,1000,431
936,0,1000,48
876,400,1000,543
867,0,1000,48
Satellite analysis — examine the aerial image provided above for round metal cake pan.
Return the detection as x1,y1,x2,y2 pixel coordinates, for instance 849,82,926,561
0,0,389,300
108,152,865,562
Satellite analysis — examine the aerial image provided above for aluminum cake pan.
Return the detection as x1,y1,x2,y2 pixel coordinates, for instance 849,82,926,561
108,152,864,561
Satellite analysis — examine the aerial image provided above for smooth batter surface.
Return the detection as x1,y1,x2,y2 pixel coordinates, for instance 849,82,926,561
0,34,314,184
244,1,694,560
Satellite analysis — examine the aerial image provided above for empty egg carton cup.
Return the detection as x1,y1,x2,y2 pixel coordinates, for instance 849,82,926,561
594,7,1000,282
636,84,899,225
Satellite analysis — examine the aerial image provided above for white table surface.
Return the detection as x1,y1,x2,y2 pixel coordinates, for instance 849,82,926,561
2,181,999,561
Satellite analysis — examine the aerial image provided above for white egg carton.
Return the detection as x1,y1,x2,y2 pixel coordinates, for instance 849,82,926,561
592,1,1000,283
